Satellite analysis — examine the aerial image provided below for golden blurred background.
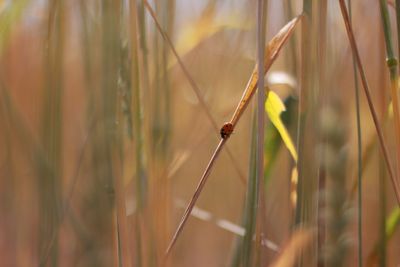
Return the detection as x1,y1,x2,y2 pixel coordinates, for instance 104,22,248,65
1,0,400,266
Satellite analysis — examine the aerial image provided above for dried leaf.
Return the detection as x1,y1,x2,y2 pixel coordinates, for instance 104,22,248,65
230,15,303,126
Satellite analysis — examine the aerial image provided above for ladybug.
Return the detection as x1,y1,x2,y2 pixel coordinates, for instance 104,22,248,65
220,122,234,139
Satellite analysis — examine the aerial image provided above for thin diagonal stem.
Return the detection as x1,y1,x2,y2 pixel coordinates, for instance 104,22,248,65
163,14,302,258
347,1,362,266
143,0,246,184
165,139,227,257
338,0,400,206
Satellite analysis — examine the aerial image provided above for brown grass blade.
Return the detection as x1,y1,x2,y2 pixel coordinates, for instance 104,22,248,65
165,139,227,256
229,15,303,127
268,229,315,267
165,15,302,257
143,0,246,184
338,0,400,206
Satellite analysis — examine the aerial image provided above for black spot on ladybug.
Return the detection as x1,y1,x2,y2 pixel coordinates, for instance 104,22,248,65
220,122,234,139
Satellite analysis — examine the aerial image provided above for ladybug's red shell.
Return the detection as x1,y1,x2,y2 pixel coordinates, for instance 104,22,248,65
220,122,234,139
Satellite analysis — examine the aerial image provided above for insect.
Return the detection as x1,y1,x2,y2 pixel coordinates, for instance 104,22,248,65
220,122,234,139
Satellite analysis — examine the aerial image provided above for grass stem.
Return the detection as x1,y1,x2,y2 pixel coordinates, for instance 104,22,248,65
347,1,363,266
379,0,400,182
338,0,400,206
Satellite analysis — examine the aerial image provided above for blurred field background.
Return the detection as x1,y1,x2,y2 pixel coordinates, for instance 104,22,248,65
1,0,400,266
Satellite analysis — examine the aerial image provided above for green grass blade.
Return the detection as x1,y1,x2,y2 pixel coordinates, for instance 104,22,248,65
241,111,258,266
347,1,363,266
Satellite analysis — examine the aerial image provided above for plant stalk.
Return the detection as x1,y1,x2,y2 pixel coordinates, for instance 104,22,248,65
338,0,400,206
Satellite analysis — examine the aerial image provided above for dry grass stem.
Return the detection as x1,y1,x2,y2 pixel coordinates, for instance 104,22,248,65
338,0,400,206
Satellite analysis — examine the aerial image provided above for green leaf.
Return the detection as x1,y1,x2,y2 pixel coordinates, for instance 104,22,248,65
265,90,298,162
386,207,400,238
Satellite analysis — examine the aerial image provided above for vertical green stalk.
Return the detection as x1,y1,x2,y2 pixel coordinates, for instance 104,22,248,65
283,0,298,76
115,4,133,267
137,0,151,108
378,21,389,267
131,1,151,265
158,1,174,264
82,1,121,266
377,3,400,261
316,2,327,266
256,0,266,157
149,1,174,264
101,0,118,203
251,0,266,266
100,0,123,264
338,0,400,205
379,0,400,180
295,1,320,266
120,29,133,141
78,0,95,120
347,1,363,266
320,105,349,267
38,1,64,266
101,0,120,262
397,0,400,60
295,0,311,226
79,2,108,263
295,0,319,241
241,111,258,267
152,1,161,156
131,0,147,219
